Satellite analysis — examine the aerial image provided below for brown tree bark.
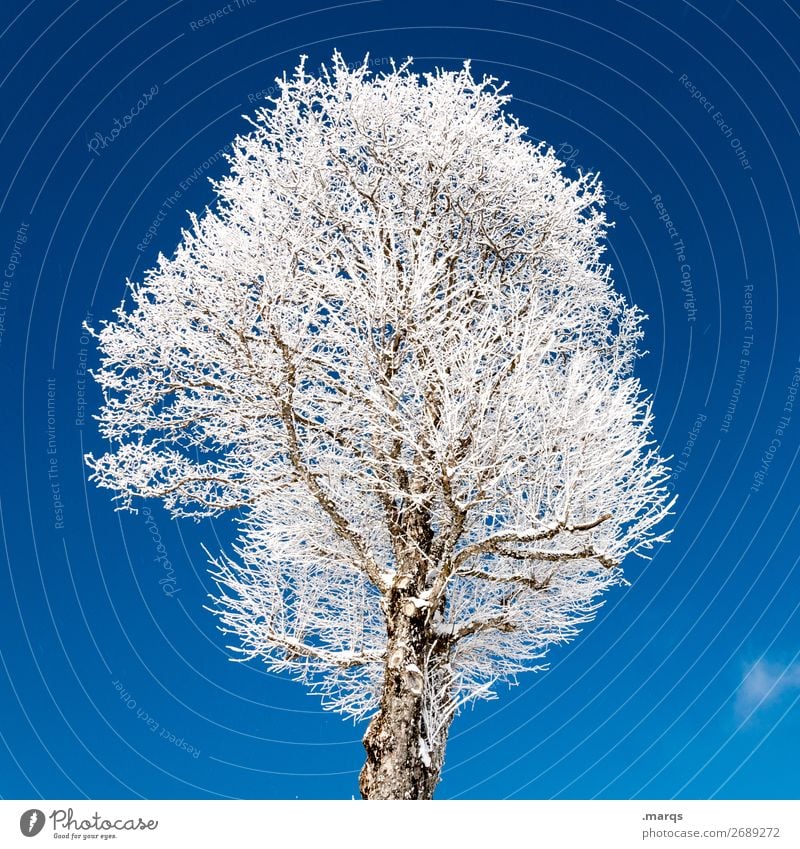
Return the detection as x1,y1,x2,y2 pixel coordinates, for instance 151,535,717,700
358,587,453,800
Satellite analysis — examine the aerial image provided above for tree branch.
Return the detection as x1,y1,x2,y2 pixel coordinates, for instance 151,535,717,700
445,614,516,642
271,327,389,592
278,636,382,669
451,513,613,571
236,631,383,669
456,569,555,590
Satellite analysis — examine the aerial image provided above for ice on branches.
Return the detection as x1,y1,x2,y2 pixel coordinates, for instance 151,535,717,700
86,52,674,724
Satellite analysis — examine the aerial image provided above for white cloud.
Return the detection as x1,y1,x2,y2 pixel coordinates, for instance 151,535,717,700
735,659,800,719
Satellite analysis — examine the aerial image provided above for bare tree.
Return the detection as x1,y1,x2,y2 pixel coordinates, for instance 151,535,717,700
86,53,674,800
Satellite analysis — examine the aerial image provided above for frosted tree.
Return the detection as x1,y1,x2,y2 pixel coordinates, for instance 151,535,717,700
86,53,674,800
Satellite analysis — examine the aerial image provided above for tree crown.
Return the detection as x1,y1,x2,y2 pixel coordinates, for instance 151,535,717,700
87,52,674,721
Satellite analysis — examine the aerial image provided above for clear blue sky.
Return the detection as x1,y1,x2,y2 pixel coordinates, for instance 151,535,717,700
0,0,798,800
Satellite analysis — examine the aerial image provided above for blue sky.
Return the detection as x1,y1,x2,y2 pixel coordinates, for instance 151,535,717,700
0,0,798,800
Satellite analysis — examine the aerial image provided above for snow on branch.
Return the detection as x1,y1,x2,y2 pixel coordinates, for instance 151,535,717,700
87,51,674,723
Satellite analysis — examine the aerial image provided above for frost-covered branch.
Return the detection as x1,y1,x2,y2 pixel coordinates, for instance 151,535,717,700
87,52,674,752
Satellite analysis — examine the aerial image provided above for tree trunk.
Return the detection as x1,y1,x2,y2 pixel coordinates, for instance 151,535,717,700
359,590,453,800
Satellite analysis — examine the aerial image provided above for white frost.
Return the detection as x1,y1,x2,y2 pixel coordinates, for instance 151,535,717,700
86,51,674,725
419,737,432,768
